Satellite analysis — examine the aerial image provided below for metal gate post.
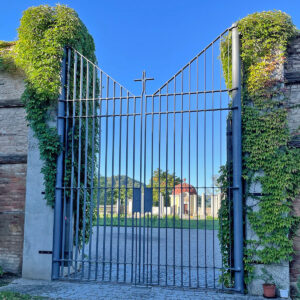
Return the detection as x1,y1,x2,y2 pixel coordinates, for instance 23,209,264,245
231,24,244,293
52,47,67,279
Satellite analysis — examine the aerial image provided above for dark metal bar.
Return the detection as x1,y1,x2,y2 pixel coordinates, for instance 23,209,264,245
204,49,208,288
68,47,76,279
143,89,147,284
138,81,144,284
95,70,103,280
60,47,70,278
124,91,129,282
81,61,90,279
131,92,136,283
57,185,224,191
164,83,169,286
59,107,234,119
62,88,235,103
150,95,154,284
74,54,83,278
220,34,224,289
109,82,116,281
228,29,233,286
212,42,216,288
180,70,184,287
117,86,122,282
172,78,176,287
188,63,191,287
64,95,138,102
196,56,199,288
157,90,162,285
232,24,244,293
52,47,67,279
102,76,109,280
88,65,96,280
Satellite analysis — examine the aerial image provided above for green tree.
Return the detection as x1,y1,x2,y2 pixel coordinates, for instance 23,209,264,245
147,169,181,206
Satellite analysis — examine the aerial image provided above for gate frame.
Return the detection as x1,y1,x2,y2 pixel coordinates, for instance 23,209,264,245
52,47,67,280
51,26,244,292
231,24,244,293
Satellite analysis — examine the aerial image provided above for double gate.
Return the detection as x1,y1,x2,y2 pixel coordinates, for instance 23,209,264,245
52,25,243,292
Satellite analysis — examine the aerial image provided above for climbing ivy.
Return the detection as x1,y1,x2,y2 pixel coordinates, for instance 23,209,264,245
219,10,300,286
14,4,97,207
0,41,19,72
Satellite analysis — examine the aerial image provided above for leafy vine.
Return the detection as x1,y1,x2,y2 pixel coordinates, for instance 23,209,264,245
219,10,300,286
14,4,97,207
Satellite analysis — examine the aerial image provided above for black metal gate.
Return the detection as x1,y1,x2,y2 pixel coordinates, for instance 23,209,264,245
52,25,243,292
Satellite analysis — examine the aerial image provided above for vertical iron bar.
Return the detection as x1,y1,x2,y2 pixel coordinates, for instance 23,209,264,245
74,54,83,278
204,50,207,288
61,46,71,277
165,83,169,286
172,77,176,287
81,61,89,279
66,48,72,278
143,94,147,284
212,42,216,288
139,86,144,284
52,47,67,279
102,76,109,280
196,56,199,288
180,71,183,287
228,30,233,286
150,95,154,284
220,34,224,289
68,48,76,279
88,65,96,280
117,86,122,282
95,70,103,280
124,91,129,282
109,82,116,281
188,63,191,288
158,92,161,285
65,48,73,276
131,95,136,283
232,24,244,293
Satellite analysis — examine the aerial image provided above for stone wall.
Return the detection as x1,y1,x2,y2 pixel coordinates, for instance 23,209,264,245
244,35,300,297
0,68,27,274
285,34,300,297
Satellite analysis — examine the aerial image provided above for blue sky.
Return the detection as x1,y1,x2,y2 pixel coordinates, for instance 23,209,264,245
2,0,300,95
2,1,300,191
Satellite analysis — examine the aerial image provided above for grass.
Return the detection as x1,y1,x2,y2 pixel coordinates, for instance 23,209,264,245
0,291,47,300
93,215,219,230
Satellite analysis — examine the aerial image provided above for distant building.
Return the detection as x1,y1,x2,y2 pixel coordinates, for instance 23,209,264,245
171,180,198,217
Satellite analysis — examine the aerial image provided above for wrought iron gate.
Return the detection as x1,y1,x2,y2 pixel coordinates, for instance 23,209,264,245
52,25,243,292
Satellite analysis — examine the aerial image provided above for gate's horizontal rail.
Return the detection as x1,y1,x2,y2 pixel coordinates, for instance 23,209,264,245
56,186,224,190
57,107,235,119
57,88,237,102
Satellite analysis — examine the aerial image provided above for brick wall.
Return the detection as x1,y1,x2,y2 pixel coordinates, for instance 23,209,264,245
285,35,300,295
0,67,27,274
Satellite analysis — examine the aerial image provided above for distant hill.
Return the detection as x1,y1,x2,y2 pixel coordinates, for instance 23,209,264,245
97,175,141,188
94,175,141,205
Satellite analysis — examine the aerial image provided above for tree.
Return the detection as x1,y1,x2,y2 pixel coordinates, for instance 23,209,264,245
147,168,181,206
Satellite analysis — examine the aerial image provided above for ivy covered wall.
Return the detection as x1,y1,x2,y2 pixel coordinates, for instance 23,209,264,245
219,10,300,295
